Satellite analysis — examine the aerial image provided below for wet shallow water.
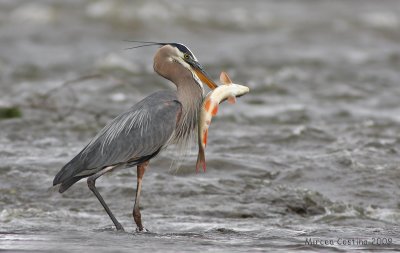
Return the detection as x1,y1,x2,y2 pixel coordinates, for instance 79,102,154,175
1,0,400,252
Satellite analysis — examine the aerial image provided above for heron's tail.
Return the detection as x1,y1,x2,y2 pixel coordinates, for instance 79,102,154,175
53,160,85,193
57,176,85,193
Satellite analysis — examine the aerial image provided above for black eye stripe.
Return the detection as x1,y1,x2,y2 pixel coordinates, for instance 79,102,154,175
170,43,195,59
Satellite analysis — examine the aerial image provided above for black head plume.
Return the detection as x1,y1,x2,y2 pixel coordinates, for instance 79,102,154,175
123,40,167,50
124,41,195,59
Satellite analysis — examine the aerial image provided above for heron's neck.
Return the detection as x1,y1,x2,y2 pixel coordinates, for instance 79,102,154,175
174,75,203,142
176,78,203,107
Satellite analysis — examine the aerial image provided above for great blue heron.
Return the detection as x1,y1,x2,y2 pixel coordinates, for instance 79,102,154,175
53,42,219,232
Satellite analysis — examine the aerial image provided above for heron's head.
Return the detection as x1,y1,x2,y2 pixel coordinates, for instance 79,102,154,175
153,43,219,91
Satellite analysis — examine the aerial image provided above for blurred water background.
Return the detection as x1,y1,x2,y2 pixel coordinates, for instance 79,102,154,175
1,0,400,252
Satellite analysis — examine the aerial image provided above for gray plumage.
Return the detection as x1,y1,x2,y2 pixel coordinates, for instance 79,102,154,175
53,90,181,192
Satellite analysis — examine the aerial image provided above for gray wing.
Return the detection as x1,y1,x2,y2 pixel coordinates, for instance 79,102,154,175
53,90,181,192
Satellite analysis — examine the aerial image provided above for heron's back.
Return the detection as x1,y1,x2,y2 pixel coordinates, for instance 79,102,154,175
53,90,181,193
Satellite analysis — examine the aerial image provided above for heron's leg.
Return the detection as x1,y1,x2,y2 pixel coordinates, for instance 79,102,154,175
87,165,124,231
133,161,149,232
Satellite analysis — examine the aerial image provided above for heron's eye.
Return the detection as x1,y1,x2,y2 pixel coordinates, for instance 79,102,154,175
183,53,190,60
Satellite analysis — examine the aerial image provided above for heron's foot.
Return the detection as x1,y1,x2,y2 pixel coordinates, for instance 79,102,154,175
135,227,150,233
115,222,125,232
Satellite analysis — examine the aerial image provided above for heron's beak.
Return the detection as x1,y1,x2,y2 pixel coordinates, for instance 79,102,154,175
188,59,218,90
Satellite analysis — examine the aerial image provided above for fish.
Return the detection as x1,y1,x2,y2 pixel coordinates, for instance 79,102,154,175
196,71,250,172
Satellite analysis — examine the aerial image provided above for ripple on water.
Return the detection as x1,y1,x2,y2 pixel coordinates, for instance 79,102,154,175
1,0,400,252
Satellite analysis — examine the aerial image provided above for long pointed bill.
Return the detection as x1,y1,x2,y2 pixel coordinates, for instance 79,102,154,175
194,68,218,90
189,60,218,90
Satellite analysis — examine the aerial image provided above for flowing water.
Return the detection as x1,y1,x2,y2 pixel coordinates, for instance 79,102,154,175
1,0,400,252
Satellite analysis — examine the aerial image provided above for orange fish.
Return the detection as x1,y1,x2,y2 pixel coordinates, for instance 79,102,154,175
196,71,250,172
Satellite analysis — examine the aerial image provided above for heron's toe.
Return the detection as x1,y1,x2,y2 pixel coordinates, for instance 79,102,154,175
135,227,150,233
116,223,125,232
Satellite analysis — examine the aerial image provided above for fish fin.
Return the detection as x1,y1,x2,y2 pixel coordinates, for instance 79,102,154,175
196,149,206,173
204,99,211,111
203,129,208,146
220,71,232,85
211,103,218,115
206,100,219,116
227,96,236,104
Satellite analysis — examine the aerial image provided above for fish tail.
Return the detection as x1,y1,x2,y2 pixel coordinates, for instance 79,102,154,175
196,148,206,173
